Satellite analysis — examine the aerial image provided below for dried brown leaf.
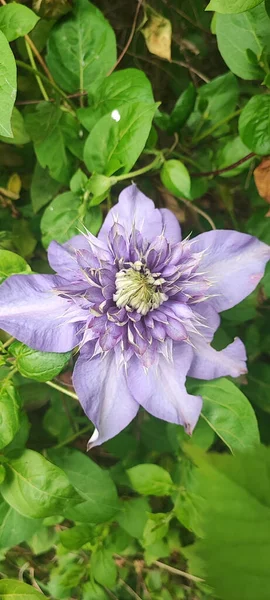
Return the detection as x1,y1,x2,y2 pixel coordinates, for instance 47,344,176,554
254,157,270,204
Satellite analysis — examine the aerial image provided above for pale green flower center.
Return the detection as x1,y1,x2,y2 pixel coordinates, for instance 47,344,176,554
114,264,167,315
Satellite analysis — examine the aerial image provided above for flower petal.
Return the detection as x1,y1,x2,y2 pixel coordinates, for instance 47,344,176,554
191,230,270,312
188,335,247,380
48,235,90,276
160,208,182,243
127,343,202,434
98,184,163,243
73,346,139,448
0,274,82,352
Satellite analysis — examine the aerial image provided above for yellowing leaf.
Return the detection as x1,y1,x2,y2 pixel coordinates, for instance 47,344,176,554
141,10,172,61
7,173,21,197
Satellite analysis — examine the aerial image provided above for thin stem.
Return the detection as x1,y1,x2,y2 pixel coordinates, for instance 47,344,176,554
45,380,79,401
16,60,76,111
1,336,15,349
171,59,210,83
179,196,216,230
119,579,143,600
52,424,93,449
192,109,242,144
114,155,163,182
25,40,49,101
107,0,144,76
153,560,203,583
25,34,54,83
191,153,255,178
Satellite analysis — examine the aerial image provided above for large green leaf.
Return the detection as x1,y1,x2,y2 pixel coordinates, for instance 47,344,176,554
0,499,41,550
0,379,21,450
48,447,120,523
216,4,270,79
185,447,270,600
117,497,151,539
0,449,78,518
25,103,72,184
0,107,30,145
41,191,102,247
239,95,270,154
30,162,61,213
0,4,39,41
84,101,158,175
78,68,154,132
188,378,260,453
0,249,31,284
206,0,264,13
9,341,71,382
46,0,116,93
198,72,239,125
0,30,16,138
215,136,253,177
91,548,117,589
0,580,44,599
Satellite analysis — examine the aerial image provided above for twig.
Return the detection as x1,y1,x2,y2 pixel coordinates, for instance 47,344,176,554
171,59,209,83
45,380,79,400
25,39,49,101
191,153,255,178
25,34,54,83
52,424,93,449
107,0,144,76
154,560,203,583
119,579,143,600
159,187,216,230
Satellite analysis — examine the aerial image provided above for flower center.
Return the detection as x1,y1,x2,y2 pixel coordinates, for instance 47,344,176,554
114,264,167,315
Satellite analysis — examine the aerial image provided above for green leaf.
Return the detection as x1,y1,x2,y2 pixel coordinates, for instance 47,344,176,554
245,362,270,412
29,526,57,555
12,219,37,259
48,447,120,523
40,191,102,247
160,159,191,198
83,101,158,175
246,207,270,244
216,4,270,79
60,524,93,550
143,513,171,547
0,579,44,599
0,30,16,138
127,464,174,496
31,162,61,213
91,548,117,589
215,136,253,177
0,107,30,145
198,72,239,126
117,497,151,539
167,83,196,134
78,68,154,132
0,465,5,484
206,0,264,13
0,4,39,41
25,103,72,184
0,249,31,283
0,499,41,550
82,581,108,600
9,341,71,382
188,378,260,453
0,448,78,518
239,95,270,154
46,0,116,93
0,380,21,450
185,446,270,600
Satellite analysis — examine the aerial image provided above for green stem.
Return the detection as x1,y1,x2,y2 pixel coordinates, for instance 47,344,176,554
1,336,15,350
192,109,242,144
52,424,93,449
16,60,76,111
25,40,49,101
45,380,79,401
113,155,163,182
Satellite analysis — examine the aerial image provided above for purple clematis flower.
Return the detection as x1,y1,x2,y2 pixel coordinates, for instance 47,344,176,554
0,185,269,447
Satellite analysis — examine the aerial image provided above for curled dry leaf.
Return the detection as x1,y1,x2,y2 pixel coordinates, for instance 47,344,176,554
254,157,270,204
141,10,172,61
